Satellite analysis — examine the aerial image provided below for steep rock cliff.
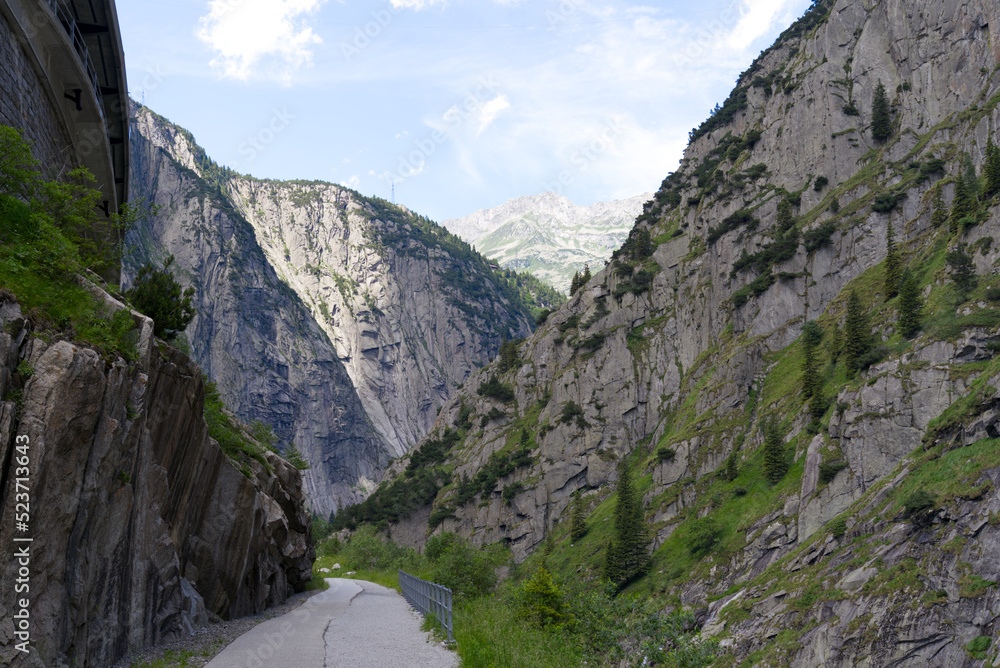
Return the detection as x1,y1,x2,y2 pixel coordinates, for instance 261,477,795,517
359,0,1000,664
0,290,312,668
128,107,541,513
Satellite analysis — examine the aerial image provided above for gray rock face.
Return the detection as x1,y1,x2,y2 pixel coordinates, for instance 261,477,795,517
0,294,312,668
383,0,1000,664
127,106,532,514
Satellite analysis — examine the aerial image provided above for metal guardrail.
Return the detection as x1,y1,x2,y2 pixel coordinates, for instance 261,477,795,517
398,570,455,644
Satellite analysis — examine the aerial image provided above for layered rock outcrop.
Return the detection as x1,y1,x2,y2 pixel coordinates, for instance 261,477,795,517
0,292,312,668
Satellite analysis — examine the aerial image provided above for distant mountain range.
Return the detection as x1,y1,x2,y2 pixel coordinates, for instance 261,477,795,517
443,191,652,294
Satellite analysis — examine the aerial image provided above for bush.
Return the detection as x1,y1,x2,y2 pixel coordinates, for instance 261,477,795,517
478,376,515,402
828,517,847,538
656,446,676,463
856,344,889,371
687,517,722,557
429,538,505,600
803,221,837,253
125,256,196,341
341,525,418,571
814,176,829,191
904,489,935,514
818,460,847,484
520,566,568,627
871,192,900,213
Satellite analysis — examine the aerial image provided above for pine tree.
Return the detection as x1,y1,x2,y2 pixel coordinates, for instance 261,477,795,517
946,243,977,299
521,565,567,627
570,490,587,543
777,199,795,233
883,222,901,299
986,138,1000,198
951,175,973,234
603,461,650,590
570,271,583,294
762,416,788,484
809,388,826,424
725,452,739,482
897,268,923,338
930,187,947,228
844,289,870,373
801,320,824,400
871,81,892,143
829,322,843,363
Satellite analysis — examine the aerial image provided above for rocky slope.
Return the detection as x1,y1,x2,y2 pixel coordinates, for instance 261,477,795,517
442,192,650,293
128,107,544,514
352,0,1000,665
0,290,312,668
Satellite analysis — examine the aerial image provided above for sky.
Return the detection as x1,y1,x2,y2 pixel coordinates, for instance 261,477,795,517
118,0,812,222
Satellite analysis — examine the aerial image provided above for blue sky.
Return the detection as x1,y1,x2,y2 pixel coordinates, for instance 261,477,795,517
119,0,811,222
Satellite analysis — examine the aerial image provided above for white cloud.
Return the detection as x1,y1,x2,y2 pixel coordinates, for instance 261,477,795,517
726,0,802,52
476,95,511,136
197,0,326,82
389,0,446,9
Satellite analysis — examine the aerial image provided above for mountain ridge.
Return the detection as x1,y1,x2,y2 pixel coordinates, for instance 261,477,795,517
443,191,651,293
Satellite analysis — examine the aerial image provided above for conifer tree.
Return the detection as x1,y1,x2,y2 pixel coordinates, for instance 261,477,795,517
809,388,826,425
829,322,843,363
570,490,587,543
603,461,650,590
871,81,892,143
762,416,788,484
570,271,583,294
800,320,823,400
897,268,923,338
946,243,977,299
883,222,901,299
950,175,974,235
521,565,567,627
126,255,196,341
930,187,947,228
777,199,795,233
844,289,869,373
725,452,739,482
986,138,1000,199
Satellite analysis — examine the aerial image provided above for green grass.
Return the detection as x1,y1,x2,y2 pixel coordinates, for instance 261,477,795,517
454,597,584,668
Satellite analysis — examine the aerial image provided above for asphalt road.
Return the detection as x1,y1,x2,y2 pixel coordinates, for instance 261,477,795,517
205,578,459,668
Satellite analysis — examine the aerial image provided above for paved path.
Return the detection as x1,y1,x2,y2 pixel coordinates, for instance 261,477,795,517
205,578,458,668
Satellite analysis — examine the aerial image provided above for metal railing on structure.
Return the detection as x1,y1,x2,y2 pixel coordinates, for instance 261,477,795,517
398,570,454,644
44,0,104,118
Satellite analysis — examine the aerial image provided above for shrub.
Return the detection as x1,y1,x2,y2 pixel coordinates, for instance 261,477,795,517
478,376,515,402
429,538,504,600
656,446,676,463
687,517,722,557
828,517,847,538
126,256,196,341
818,460,847,484
804,221,837,253
560,401,584,424
904,489,935,514
814,176,829,191
871,192,900,213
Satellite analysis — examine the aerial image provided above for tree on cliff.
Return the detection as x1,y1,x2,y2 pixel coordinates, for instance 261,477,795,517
800,320,823,400
897,268,923,338
843,289,870,373
871,81,892,143
986,138,1000,199
946,243,977,300
762,416,788,484
125,255,196,341
603,461,650,590
883,222,900,299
